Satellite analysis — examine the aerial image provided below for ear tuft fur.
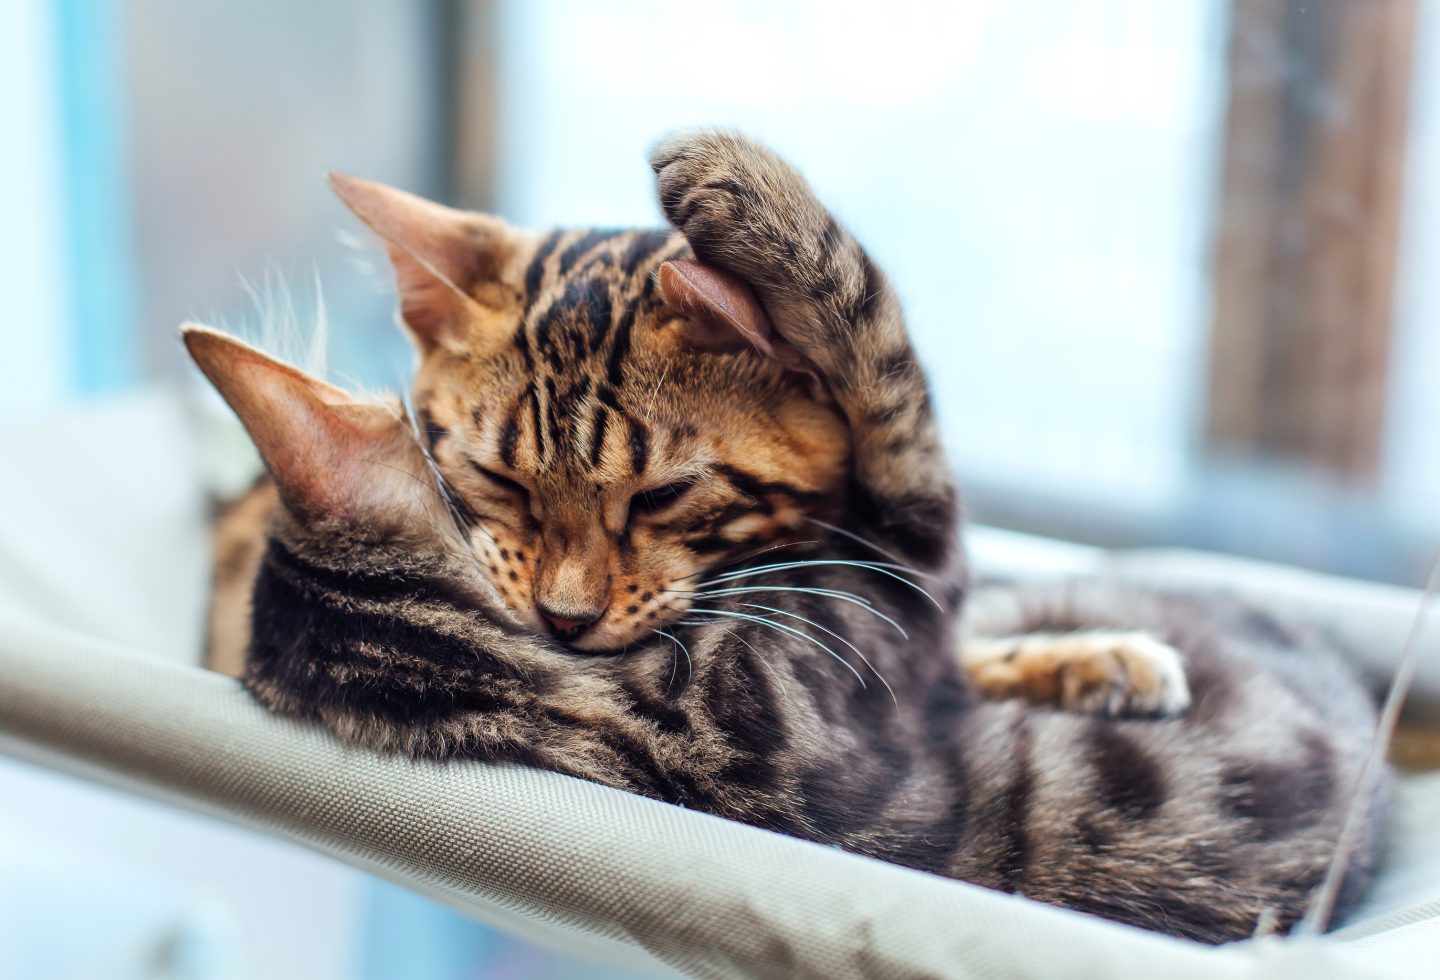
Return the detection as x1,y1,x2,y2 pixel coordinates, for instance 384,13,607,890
181,324,437,529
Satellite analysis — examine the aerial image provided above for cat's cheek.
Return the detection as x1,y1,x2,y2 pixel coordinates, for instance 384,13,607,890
468,525,545,628
570,589,694,652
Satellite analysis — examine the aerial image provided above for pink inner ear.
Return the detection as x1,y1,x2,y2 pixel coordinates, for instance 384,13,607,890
659,259,779,355
659,259,818,377
182,325,412,524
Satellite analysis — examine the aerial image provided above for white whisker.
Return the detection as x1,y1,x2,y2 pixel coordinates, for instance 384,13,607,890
735,602,898,709
726,626,786,688
645,365,671,419
712,538,821,573
653,628,693,692
801,516,940,578
673,585,910,639
703,559,944,611
398,392,498,549
685,606,868,689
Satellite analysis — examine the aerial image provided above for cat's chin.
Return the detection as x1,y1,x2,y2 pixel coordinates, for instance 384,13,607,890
561,635,644,656
562,644,628,658
561,624,684,656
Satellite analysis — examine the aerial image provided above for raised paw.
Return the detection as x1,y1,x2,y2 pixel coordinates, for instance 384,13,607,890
650,130,909,403
961,630,1191,719
649,131,850,303
651,131,782,258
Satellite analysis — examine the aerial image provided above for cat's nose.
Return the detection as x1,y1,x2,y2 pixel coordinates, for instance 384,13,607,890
537,602,604,642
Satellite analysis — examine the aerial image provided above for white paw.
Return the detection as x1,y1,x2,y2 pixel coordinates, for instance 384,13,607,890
963,630,1191,719
1058,631,1191,718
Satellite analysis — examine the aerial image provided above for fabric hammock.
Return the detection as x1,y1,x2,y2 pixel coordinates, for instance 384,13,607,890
2,391,1438,979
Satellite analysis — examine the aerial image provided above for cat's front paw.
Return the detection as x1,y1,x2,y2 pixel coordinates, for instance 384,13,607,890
650,131,875,379
650,131,833,289
652,132,768,254
962,630,1192,719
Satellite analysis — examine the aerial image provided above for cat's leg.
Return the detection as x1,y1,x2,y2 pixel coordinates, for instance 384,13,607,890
651,133,957,571
960,630,1190,717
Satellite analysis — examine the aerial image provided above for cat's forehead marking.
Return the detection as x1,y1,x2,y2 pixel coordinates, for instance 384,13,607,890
424,224,817,498
498,227,688,478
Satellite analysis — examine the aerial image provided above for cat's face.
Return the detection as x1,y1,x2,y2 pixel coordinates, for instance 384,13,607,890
413,230,850,651
326,175,851,651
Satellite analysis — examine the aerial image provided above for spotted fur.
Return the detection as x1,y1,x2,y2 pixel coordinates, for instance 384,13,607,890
200,132,1388,943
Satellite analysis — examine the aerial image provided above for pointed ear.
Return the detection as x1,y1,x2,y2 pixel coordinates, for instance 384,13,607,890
658,259,813,374
182,324,426,526
327,173,515,353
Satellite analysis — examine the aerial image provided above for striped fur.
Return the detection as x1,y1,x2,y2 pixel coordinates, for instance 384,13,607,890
206,131,1388,943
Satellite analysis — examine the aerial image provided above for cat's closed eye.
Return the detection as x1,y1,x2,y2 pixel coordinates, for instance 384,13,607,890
470,461,530,504
629,479,696,518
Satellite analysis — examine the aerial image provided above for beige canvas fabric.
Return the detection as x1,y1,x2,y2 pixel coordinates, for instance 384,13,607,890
1,391,1438,978
2,613,1439,979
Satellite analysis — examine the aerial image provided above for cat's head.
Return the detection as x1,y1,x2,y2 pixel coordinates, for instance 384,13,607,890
184,327,494,601
325,176,851,650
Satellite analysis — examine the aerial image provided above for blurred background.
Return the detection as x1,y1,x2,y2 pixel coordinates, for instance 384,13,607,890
1,0,1437,977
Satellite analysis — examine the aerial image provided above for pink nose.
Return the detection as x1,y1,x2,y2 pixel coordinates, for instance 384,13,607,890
537,603,604,641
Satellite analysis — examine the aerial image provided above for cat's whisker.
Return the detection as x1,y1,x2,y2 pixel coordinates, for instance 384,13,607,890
667,585,910,639
653,628,693,692
710,556,937,585
711,538,821,573
672,584,874,606
703,559,945,612
656,627,694,687
724,626,787,689
394,399,499,550
461,511,499,546
644,365,671,419
801,516,942,580
357,455,487,555
685,605,868,689
734,601,898,709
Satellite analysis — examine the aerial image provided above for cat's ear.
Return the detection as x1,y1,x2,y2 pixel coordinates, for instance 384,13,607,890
658,259,814,375
182,325,425,526
327,173,513,354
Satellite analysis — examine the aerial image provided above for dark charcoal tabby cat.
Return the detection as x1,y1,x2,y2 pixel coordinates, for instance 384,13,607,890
191,131,1388,944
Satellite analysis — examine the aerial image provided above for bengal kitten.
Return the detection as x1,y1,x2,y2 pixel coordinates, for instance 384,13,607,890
192,131,1387,943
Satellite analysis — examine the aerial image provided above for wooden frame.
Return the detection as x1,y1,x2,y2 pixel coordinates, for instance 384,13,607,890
1205,0,1417,483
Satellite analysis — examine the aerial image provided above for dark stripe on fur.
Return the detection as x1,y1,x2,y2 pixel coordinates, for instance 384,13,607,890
499,410,521,470
558,230,613,276
1219,731,1334,841
993,722,1035,893
619,229,675,275
588,405,609,466
606,305,635,386
586,281,614,353
527,385,547,463
629,420,650,475
524,231,562,303
715,464,822,506
1088,722,1166,821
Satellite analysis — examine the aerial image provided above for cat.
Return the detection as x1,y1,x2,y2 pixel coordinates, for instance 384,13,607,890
193,130,1388,944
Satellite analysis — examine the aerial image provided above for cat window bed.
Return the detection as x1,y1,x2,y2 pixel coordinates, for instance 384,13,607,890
1,391,1438,979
